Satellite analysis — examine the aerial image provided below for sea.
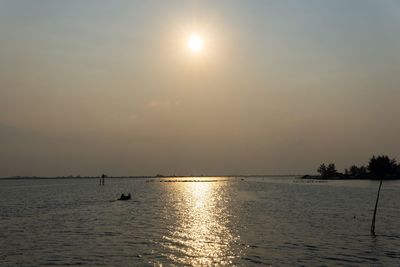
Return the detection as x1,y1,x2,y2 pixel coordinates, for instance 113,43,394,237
1,176,399,266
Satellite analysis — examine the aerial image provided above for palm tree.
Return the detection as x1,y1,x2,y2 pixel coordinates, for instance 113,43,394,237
368,155,397,235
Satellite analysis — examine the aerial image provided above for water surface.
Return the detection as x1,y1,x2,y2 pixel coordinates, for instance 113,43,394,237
1,177,399,266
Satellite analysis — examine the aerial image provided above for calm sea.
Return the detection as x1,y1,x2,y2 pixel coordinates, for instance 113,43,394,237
1,177,399,266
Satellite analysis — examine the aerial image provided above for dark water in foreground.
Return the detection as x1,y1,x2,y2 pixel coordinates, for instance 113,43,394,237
1,177,399,266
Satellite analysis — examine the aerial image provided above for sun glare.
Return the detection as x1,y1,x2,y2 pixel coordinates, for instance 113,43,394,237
187,33,204,53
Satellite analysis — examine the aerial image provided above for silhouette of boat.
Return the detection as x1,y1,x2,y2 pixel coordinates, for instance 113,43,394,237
118,193,131,201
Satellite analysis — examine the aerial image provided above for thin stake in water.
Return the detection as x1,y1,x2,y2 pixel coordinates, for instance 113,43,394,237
371,179,383,235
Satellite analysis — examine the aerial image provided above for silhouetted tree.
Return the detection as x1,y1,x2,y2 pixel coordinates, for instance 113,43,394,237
317,163,340,178
368,155,397,235
345,165,368,178
358,166,368,177
349,165,359,176
326,163,339,177
368,155,397,179
317,164,327,177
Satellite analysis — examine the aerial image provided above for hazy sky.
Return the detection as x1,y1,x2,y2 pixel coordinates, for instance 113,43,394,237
1,0,400,177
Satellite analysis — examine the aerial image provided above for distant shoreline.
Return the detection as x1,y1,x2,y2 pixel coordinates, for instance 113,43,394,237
0,175,301,180
3,174,399,180
301,175,400,180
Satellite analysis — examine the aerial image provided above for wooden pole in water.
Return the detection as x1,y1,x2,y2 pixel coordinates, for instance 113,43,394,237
371,179,383,235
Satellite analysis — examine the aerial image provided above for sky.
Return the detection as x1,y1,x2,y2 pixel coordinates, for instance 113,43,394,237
1,0,400,177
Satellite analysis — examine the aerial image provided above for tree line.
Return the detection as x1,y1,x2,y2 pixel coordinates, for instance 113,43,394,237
316,155,399,179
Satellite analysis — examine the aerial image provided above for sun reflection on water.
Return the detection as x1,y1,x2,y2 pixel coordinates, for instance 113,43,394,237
162,178,241,266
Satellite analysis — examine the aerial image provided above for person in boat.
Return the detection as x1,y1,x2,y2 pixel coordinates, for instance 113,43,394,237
118,193,131,200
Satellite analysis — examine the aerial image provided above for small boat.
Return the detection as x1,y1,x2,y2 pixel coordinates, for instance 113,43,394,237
118,193,131,201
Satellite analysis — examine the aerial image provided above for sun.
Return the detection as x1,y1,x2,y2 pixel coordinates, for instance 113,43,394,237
187,33,204,53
